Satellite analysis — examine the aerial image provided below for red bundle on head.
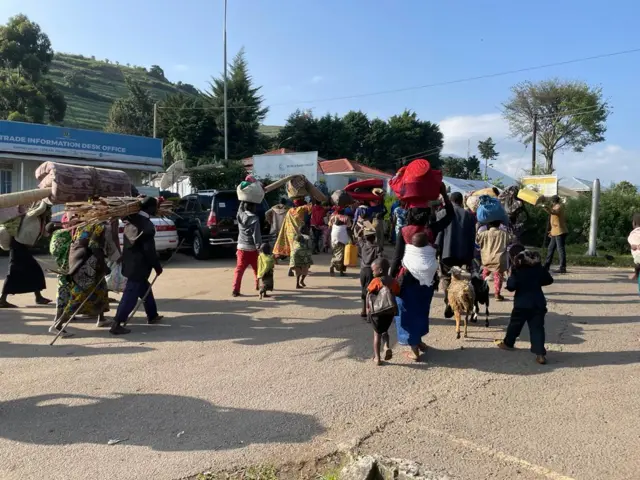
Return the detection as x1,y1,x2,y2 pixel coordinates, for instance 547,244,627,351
389,158,442,206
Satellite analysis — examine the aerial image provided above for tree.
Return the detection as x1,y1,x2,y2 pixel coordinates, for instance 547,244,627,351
204,48,268,160
0,15,66,124
157,92,218,166
441,156,466,178
342,110,371,161
383,110,443,171
477,137,498,179
105,77,155,136
64,70,89,89
463,155,481,179
610,181,638,196
275,109,321,153
503,79,610,173
0,14,53,82
149,65,166,81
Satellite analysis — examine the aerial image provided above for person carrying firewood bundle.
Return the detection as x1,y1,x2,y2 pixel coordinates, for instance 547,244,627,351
110,197,163,335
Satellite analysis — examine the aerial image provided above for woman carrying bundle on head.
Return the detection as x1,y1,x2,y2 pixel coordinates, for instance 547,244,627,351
50,222,111,337
273,198,312,276
328,207,353,276
390,183,454,361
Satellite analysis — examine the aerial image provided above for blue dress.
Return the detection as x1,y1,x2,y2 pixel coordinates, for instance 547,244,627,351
394,275,435,346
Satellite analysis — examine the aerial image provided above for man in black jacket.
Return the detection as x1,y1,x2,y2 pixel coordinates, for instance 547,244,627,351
110,197,163,335
436,191,477,317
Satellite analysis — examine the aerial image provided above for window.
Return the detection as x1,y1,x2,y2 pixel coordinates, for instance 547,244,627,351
0,170,11,194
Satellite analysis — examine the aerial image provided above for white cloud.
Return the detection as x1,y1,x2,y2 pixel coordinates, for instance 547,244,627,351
173,64,189,72
310,75,324,84
438,112,640,186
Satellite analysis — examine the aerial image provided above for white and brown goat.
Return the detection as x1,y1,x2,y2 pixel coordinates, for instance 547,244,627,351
447,266,476,339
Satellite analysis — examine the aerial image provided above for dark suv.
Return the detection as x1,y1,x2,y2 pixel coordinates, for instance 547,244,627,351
172,189,275,260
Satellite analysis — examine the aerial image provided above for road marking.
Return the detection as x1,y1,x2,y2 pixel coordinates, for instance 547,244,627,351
419,426,575,480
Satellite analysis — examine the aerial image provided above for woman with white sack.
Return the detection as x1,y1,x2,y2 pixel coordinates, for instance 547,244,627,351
0,201,51,308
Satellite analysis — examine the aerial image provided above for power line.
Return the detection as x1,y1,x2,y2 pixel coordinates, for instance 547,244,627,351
268,47,640,107
157,47,640,112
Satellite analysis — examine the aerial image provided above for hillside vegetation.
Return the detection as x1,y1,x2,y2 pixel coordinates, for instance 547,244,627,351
48,52,280,136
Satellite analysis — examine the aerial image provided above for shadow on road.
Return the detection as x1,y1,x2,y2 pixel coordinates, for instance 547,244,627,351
0,393,325,451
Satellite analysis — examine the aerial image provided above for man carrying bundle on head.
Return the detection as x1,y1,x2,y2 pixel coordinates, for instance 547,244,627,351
110,197,163,335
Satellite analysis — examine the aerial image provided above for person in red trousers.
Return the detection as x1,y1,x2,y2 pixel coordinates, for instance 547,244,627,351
232,201,262,297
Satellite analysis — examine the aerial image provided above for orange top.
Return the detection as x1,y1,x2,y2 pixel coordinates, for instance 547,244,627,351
367,276,401,295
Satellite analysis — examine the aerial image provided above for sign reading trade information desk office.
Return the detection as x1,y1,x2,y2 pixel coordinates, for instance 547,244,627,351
0,121,162,167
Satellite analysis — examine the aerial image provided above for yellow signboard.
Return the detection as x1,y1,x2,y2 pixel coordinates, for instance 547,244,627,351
520,175,558,197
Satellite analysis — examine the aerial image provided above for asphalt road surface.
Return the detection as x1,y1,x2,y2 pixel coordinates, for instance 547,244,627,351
0,253,638,480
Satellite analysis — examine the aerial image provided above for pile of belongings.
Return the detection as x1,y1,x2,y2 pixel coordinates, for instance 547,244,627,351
344,178,385,203
499,186,525,217
331,189,353,207
0,201,49,250
237,176,265,204
389,158,442,207
476,195,508,225
36,162,132,204
466,187,499,212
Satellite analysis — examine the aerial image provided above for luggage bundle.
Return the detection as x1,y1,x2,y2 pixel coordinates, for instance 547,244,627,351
36,162,132,203
344,178,385,203
389,158,442,208
476,195,508,225
331,189,353,207
237,176,265,204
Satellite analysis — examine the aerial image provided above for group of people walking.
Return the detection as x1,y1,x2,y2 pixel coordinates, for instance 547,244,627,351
0,197,164,338
231,182,572,367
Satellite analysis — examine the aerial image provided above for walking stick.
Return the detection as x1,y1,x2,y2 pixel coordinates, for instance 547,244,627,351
49,277,105,346
123,239,184,326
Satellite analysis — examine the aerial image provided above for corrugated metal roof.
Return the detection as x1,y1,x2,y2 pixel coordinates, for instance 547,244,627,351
560,177,592,192
442,176,495,194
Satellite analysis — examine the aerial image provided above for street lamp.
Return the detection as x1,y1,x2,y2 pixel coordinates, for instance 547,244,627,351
277,136,293,150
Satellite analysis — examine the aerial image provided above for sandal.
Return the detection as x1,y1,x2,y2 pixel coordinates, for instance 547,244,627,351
403,350,420,362
0,301,18,309
384,349,393,361
36,297,52,305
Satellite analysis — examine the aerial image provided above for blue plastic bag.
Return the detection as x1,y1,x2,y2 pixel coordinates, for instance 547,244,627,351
476,195,508,225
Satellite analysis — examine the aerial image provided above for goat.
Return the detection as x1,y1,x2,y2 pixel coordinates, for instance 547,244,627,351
470,273,490,327
447,266,476,339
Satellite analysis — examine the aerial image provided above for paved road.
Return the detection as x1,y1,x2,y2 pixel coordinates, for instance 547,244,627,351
0,253,638,480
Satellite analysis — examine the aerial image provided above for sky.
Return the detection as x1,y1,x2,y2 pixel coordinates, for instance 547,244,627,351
2,0,640,185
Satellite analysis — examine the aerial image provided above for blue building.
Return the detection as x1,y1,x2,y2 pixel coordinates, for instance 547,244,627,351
0,121,163,194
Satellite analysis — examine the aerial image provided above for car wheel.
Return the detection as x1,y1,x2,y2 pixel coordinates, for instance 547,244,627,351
192,231,210,260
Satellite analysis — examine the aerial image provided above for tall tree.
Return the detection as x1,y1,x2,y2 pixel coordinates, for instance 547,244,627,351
105,77,155,136
276,109,321,153
0,15,66,123
384,110,443,171
477,137,499,179
342,110,371,161
441,156,466,178
205,48,268,160
463,155,481,179
503,79,610,173
157,92,218,166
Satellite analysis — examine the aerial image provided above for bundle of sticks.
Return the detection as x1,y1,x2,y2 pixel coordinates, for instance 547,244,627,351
64,197,174,228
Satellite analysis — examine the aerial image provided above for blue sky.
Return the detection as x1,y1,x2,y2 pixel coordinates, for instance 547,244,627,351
2,0,640,184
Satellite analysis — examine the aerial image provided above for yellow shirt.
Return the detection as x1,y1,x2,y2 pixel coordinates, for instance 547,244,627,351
548,204,568,236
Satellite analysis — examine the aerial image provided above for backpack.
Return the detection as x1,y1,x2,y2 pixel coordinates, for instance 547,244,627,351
367,278,398,317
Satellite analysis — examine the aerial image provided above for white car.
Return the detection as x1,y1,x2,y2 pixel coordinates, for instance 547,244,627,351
118,217,179,255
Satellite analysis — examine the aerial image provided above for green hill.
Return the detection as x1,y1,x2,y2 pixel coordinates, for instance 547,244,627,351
48,52,281,137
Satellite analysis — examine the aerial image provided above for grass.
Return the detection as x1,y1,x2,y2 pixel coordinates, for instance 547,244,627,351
534,243,635,268
49,52,281,136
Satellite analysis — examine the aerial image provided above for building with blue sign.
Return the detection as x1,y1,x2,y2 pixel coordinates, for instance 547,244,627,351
0,120,163,194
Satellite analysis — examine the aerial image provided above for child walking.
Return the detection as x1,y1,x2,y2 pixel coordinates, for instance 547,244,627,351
232,201,262,297
477,220,512,301
257,243,275,299
359,226,383,317
628,213,640,292
292,234,313,289
495,249,554,365
367,257,400,365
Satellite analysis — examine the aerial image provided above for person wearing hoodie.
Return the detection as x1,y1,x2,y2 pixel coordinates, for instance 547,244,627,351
233,201,262,297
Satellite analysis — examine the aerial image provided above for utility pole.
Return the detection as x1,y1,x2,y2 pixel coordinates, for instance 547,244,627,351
587,179,601,256
153,102,157,138
531,113,537,173
223,0,229,163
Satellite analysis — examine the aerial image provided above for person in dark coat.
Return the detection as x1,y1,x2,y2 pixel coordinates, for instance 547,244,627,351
435,191,477,317
110,197,163,335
